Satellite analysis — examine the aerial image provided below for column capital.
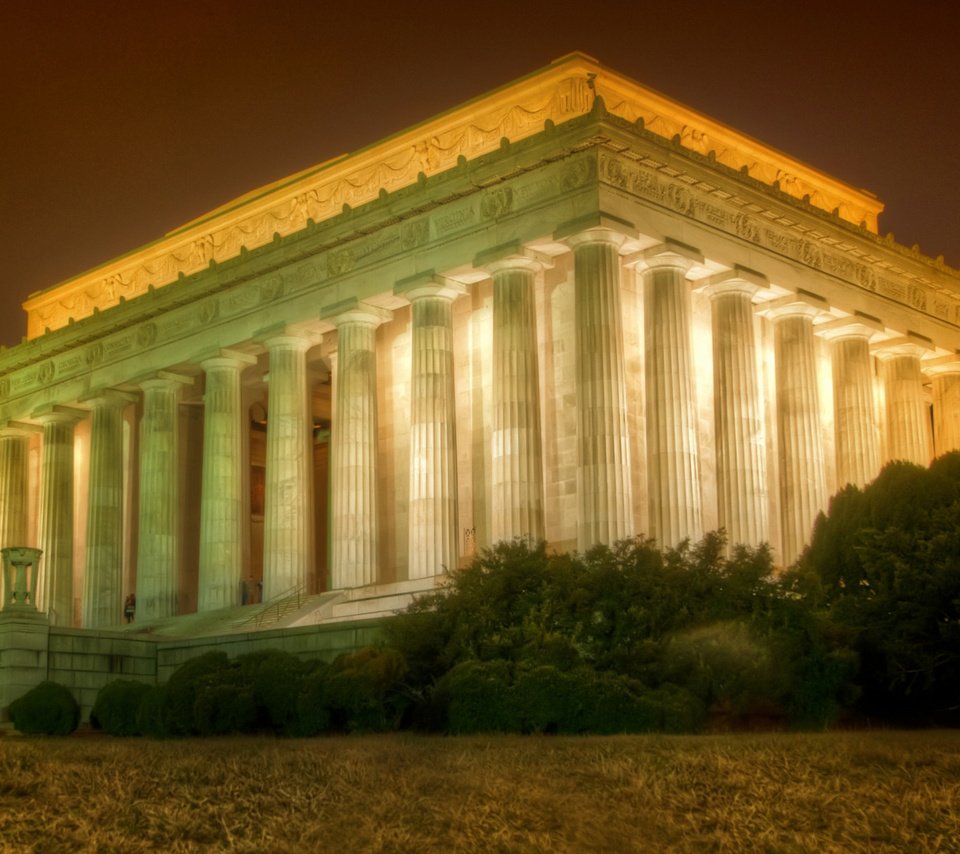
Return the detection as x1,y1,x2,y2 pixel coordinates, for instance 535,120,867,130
80,389,138,410
924,353,960,377
321,298,391,328
817,314,884,342
138,371,195,392
394,271,468,303
0,420,42,437
699,264,768,299
757,292,829,322
872,334,934,361
630,238,704,273
473,241,554,274
554,212,636,250
31,404,87,425
199,349,258,372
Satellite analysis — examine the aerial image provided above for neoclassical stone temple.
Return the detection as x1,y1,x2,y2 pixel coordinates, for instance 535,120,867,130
2,53,960,647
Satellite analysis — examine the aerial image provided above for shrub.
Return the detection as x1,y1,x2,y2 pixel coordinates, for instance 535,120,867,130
296,661,333,736
9,681,80,736
434,659,516,734
162,651,231,735
235,649,310,734
512,665,587,733
136,685,169,738
91,680,152,736
192,676,257,736
321,647,409,733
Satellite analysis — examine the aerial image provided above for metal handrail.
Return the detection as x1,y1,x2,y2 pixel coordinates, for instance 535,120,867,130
233,583,304,628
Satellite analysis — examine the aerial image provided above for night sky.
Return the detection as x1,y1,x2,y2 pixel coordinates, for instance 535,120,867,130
2,0,958,349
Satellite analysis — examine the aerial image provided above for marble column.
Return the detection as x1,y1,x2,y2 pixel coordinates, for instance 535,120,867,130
83,391,135,628
35,409,81,625
638,241,704,549
875,338,932,466
198,351,256,611
926,355,960,455
568,228,634,550
396,277,465,577
136,374,191,620
819,317,882,488
763,296,827,566
263,334,313,600
0,427,30,551
702,268,768,549
326,302,389,588
484,256,546,544
0,425,31,608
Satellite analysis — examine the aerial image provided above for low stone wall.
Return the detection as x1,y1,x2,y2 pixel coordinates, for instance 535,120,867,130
155,619,386,682
47,628,158,717
1,617,387,722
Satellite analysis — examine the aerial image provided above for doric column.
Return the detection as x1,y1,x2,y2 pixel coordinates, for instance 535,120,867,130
564,227,634,550
926,355,960,455
874,337,933,466
475,249,547,544
136,373,192,620
262,333,314,600
701,267,768,549
83,390,135,628
0,426,31,551
637,240,704,549
198,350,256,611
762,295,828,566
0,424,33,608
818,316,883,488
35,409,81,625
324,301,389,588
396,275,465,578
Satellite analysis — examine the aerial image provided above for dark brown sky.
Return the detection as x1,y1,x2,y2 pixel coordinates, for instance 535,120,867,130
2,0,958,348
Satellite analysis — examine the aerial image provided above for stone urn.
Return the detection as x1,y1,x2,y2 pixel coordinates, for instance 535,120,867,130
1,547,43,611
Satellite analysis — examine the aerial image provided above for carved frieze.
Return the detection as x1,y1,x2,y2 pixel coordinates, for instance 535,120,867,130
598,150,960,330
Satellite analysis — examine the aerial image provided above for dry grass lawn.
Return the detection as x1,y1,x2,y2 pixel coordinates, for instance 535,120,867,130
1,730,958,852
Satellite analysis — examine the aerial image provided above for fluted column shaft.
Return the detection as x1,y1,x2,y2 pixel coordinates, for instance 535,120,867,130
877,342,931,466
36,412,78,625
490,259,544,543
769,302,826,565
705,279,767,548
137,377,187,620
0,431,29,550
406,288,460,577
641,247,703,548
0,429,30,608
822,321,881,487
928,358,960,454
330,307,385,588
263,336,313,599
198,353,254,611
570,230,634,550
84,392,132,627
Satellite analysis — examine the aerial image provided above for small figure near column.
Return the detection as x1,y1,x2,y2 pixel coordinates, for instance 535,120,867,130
123,592,136,624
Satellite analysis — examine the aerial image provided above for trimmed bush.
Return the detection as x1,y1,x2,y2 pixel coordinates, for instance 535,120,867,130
91,680,152,736
9,681,80,736
296,661,333,736
192,676,257,736
163,651,231,735
321,647,410,733
236,649,310,734
435,659,516,733
136,685,169,738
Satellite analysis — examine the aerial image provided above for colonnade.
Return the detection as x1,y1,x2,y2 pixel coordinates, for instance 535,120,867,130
1,227,959,628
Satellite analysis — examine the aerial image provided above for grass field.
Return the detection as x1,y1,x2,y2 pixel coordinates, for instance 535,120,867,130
1,730,958,852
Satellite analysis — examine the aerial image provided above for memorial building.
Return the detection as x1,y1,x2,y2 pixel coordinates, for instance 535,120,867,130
1,54,959,711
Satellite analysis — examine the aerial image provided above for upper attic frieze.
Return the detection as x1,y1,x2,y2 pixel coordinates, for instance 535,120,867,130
22,52,885,339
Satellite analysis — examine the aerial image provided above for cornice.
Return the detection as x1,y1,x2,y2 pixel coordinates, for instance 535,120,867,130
20,53,886,340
